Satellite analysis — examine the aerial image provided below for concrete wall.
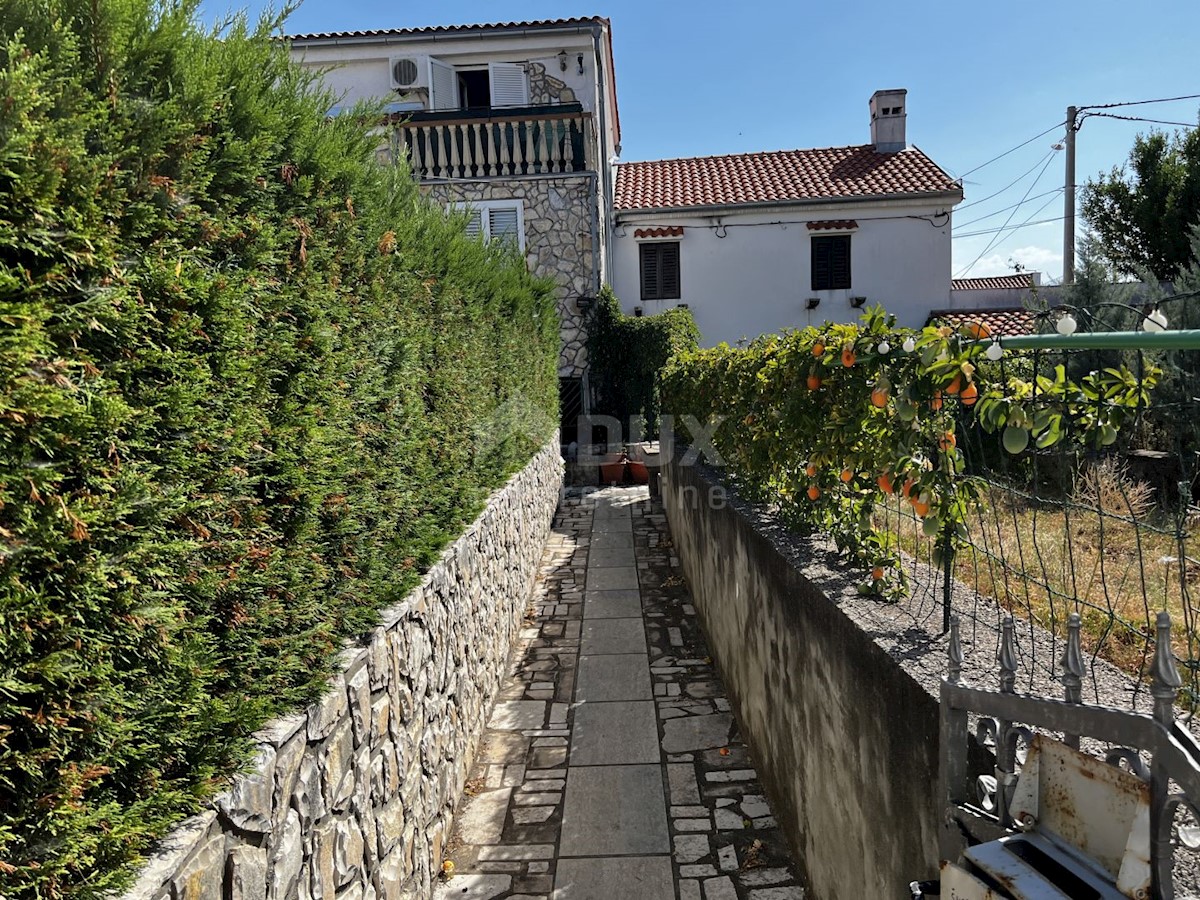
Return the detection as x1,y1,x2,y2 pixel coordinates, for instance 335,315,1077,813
611,201,954,342
424,178,598,378
122,439,563,900
661,458,941,900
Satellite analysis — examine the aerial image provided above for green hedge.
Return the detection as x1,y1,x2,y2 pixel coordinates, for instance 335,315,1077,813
0,0,558,895
587,286,699,438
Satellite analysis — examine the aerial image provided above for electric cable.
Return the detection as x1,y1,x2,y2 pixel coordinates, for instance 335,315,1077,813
955,148,1059,276
956,187,1063,229
954,120,1067,181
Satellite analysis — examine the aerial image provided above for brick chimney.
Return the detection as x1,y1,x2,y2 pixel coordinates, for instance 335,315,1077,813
869,89,907,153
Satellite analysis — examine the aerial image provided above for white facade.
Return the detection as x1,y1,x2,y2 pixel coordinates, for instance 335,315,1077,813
611,198,955,343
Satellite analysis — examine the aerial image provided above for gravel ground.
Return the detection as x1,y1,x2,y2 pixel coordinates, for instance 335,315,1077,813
693,463,1200,895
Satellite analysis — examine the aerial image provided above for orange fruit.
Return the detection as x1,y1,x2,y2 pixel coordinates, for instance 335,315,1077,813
939,430,957,451
871,566,885,581
946,374,962,395
931,390,943,411
877,472,894,494
840,468,854,483
964,321,991,340
870,386,888,408
812,342,825,357
911,497,931,518
960,382,978,405
805,463,817,477
901,478,915,499
807,374,822,391
807,485,821,501
841,346,856,368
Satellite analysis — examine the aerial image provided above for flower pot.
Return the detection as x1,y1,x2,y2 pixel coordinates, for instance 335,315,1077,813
627,461,649,484
600,461,627,485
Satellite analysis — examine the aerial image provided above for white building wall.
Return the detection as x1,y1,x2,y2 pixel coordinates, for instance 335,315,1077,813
291,36,600,114
611,202,953,344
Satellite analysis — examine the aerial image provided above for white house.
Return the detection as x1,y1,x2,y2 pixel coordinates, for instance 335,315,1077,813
286,17,622,431
611,90,964,342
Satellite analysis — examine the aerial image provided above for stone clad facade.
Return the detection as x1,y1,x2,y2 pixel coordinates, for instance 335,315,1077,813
122,440,562,900
424,178,597,378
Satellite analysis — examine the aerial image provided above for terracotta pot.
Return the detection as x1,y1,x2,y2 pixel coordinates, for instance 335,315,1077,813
627,461,649,484
600,461,627,484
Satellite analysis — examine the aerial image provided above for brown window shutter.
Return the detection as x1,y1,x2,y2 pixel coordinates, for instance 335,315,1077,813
640,244,660,300
660,243,680,299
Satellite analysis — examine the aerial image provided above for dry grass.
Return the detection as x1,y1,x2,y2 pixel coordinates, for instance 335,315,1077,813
878,462,1200,688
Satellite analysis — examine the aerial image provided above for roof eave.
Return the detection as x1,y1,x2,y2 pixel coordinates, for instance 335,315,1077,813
284,19,607,46
614,188,964,219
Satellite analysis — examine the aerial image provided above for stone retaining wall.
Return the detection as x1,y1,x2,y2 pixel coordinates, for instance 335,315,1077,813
124,439,563,900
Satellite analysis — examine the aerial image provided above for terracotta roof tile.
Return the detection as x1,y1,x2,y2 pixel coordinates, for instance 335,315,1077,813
284,17,608,41
633,226,684,238
614,145,960,212
928,307,1038,337
951,273,1035,291
806,220,858,231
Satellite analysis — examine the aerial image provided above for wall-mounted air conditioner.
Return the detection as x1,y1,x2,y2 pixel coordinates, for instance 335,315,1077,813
389,56,428,91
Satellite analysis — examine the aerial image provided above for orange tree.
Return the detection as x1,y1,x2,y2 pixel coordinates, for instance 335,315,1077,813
660,306,1157,595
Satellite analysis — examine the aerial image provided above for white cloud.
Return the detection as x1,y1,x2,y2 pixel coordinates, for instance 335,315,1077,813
955,244,1063,282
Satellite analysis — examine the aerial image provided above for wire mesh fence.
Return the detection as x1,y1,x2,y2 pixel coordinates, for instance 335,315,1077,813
881,290,1200,717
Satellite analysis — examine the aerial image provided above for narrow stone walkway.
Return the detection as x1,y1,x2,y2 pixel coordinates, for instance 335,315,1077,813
434,486,804,900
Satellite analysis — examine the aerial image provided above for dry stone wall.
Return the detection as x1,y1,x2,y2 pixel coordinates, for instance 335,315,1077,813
122,439,563,900
423,178,597,377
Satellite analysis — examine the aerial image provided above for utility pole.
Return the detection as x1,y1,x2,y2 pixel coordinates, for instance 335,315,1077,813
1063,105,1078,284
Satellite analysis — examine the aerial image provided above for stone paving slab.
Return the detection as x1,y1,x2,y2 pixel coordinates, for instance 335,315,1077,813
553,856,674,900
581,589,641,619
580,617,646,655
569,700,659,764
437,487,805,900
575,654,652,702
583,565,638,591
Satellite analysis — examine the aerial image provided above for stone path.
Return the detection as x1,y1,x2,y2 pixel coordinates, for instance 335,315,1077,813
433,486,804,900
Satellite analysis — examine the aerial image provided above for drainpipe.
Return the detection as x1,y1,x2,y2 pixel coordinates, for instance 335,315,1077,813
590,22,613,289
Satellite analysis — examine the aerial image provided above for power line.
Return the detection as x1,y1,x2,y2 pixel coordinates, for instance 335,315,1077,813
953,215,1065,240
956,154,1059,213
1082,111,1198,129
956,187,1064,229
1081,93,1200,111
955,120,1067,181
955,149,1059,276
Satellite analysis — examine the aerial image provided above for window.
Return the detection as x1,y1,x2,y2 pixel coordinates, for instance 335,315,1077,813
811,235,851,291
640,242,680,301
457,200,526,251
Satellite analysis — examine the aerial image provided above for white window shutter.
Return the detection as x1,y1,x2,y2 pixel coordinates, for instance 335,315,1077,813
428,58,459,110
463,209,483,239
488,206,522,247
488,62,529,108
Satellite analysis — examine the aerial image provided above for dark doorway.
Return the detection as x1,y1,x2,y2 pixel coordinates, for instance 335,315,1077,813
559,377,583,444
457,69,491,110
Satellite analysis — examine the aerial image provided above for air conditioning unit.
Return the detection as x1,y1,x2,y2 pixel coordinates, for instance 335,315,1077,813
389,56,427,91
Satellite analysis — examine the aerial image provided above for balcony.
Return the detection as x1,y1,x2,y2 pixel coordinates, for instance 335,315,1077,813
395,105,594,181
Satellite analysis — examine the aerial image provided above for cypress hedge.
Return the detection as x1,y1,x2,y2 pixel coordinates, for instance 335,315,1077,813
0,0,558,895
587,286,700,438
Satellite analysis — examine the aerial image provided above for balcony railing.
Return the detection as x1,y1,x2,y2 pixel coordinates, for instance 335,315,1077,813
397,111,594,180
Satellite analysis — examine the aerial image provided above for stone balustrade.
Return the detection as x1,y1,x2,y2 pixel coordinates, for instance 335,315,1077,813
397,112,594,181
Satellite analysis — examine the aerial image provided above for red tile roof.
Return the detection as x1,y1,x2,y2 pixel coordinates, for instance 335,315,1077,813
928,307,1039,336
614,145,960,212
633,226,684,238
951,273,1036,291
284,17,608,41
807,220,858,231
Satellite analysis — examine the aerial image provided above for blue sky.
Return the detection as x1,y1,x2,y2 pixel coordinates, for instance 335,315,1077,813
211,0,1200,282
